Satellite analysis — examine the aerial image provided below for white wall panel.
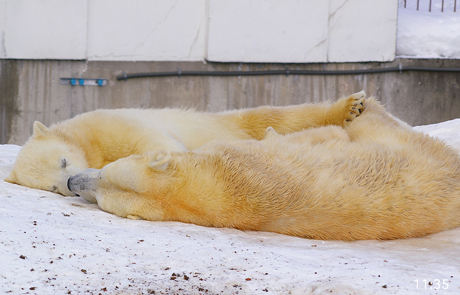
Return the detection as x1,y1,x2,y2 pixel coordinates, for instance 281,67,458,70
207,0,329,63
87,0,207,61
327,0,398,62
2,0,87,59
0,0,398,62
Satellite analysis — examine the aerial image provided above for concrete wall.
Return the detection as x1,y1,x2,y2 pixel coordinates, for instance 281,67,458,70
0,0,397,62
2,58,460,145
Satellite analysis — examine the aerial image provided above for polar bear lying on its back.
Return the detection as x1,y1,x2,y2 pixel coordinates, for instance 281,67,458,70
68,94,460,240
5,94,365,196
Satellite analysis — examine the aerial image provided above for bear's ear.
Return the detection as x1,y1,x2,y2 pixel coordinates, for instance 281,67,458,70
264,126,278,140
33,121,50,138
147,152,172,172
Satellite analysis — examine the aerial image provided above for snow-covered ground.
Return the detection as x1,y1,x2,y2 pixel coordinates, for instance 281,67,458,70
1,120,460,295
397,0,460,58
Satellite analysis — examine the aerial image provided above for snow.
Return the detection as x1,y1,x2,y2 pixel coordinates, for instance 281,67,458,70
1,120,460,295
397,0,460,59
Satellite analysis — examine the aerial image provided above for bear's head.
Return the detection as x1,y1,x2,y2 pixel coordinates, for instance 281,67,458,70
5,121,88,196
67,151,173,219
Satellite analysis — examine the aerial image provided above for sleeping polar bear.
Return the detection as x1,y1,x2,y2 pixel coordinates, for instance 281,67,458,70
67,92,460,240
5,94,364,196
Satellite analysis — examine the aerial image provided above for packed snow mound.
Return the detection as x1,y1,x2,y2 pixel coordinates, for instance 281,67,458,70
397,0,460,59
1,119,460,294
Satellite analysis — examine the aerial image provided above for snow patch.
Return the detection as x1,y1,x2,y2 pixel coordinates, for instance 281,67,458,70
397,0,460,59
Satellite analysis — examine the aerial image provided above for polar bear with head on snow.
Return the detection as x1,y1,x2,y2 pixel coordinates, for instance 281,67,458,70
5,95,364,196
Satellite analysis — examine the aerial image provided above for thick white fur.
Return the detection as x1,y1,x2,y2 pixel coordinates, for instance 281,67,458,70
67,93,460,240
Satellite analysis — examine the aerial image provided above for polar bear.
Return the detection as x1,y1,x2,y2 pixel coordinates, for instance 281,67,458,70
67,93,460,240
5,94,364,196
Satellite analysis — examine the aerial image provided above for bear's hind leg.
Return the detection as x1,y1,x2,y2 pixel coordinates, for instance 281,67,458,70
264,125,350,146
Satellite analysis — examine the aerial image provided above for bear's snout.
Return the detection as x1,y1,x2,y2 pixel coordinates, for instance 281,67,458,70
67,168,100,203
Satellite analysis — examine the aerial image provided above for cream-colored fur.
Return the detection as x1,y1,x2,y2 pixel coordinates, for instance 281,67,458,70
5,93,364,196
67,93,460,240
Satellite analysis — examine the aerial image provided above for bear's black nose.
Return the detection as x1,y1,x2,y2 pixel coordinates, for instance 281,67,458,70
67,176,79,196
67,177,72,192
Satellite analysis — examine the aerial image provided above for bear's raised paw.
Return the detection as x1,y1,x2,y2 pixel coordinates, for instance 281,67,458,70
330,90,366,124
344,90,365,122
